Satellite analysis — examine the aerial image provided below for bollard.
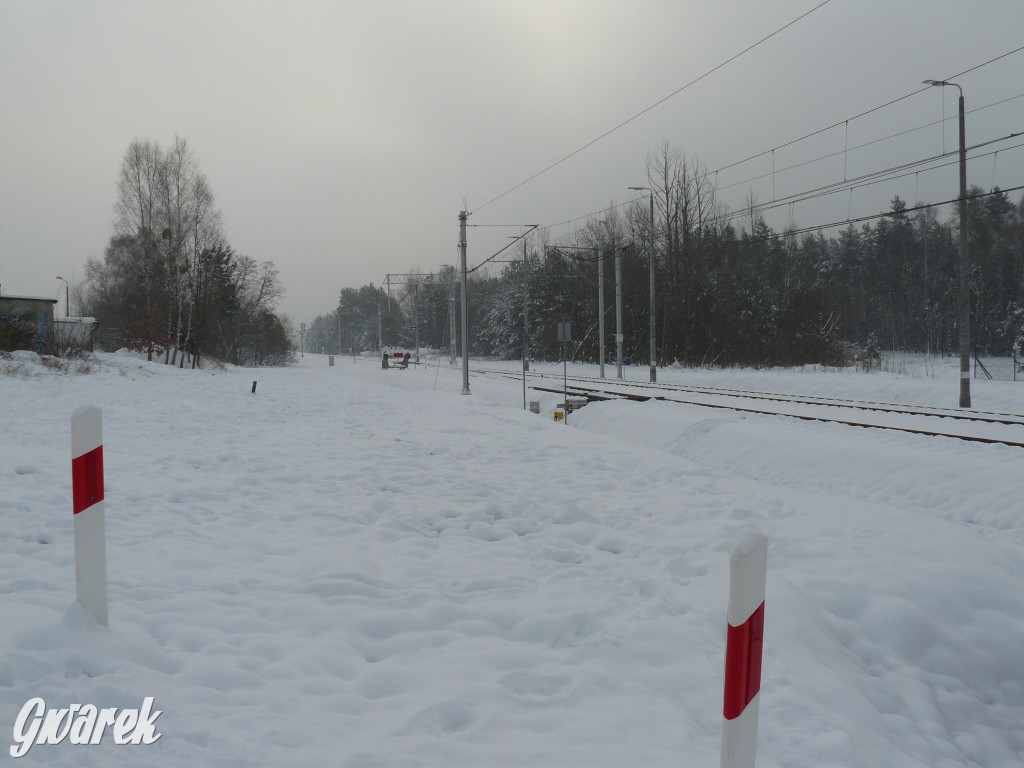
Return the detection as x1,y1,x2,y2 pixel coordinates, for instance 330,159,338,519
71,406,108,627
721,529,767,768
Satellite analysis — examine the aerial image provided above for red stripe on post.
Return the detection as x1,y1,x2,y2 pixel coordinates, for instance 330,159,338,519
72,445,104,514
723,601,765,720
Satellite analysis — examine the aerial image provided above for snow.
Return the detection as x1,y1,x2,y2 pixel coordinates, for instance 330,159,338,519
2,350,1023,767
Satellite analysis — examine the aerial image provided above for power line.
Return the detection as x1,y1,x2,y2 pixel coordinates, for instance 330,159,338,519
467,225,538,274
462,45,1023,279
718,92,1024,193
521,133,1023,254
543,200,637,233
470,0,835,215
470,52,1024,266
475,185,1024,274
533,58,1024,248
487,88,1023,251
734,184,1024,246
466,237,523,274
712,43,1024,178
721,132,1024,226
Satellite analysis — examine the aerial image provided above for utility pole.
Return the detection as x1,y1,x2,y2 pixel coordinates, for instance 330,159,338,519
413,281,420,364
450,296,457,365
615,234,623,379
522,323,528,410
522,239,529,410
459,210,470,395
522,238,529,372
650,210,657,382
377,301,382,351
56,276,70,318
598,243,606,378
448,274,457,365
629,186,657,382
924,79,970,407
557,322,571,424
300,322,305,357
956,87,970,408
439,264,457,366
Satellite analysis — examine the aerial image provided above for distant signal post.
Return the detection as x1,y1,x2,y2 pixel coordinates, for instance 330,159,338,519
71,405,109,627
721,530,767,768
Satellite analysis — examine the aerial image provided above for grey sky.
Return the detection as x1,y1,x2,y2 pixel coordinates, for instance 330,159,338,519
2,1,1022,324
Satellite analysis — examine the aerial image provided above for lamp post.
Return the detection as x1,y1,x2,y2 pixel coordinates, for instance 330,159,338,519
56,276,69,318
598,220,607,379
614,233,623,379
629,186,657,382
441,265,457,366
342,305,350,356
924,79,969,408
459,210,470,395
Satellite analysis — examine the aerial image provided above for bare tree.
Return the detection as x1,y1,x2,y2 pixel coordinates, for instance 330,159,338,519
114,139,161,238
156,137,224,365
101,137,227,364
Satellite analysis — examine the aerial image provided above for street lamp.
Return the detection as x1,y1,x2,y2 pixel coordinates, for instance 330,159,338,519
924,79,970,408
459,210,470,395
440,265,457,366
598,221,606,379
628,186,657,382
56,276,69,318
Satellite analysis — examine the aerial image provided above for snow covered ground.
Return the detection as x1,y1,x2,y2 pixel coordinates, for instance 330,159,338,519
2,350,1023,767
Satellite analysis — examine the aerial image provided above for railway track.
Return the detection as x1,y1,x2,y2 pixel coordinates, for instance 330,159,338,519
474,367,1024,449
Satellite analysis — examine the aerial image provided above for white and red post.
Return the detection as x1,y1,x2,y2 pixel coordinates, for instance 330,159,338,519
721,530,767,768
71,405,108,627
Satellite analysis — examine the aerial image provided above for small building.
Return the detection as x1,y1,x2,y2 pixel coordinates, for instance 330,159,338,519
54,317,98,352
0,294,59,353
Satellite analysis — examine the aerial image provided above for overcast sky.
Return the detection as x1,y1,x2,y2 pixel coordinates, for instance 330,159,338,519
2,0,1022,324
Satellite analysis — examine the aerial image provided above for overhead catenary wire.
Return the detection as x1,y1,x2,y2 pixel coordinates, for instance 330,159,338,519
711,43,1024,178
540,129,1023,240
470,0,836,215
528,134,1022,257
496,85,1024,252
717,92,1024,193
529,129,1022,250
465,45,1024,277
467,225,538,274
544,185,1019,262
542,200,638,234
735,183,1024,246
718,132,1024,225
